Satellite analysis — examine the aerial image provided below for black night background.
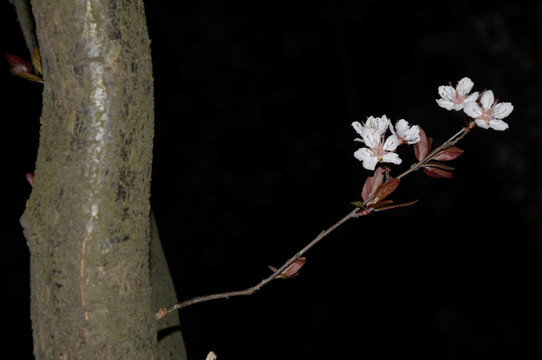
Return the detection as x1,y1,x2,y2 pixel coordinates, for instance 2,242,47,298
2,1,542,359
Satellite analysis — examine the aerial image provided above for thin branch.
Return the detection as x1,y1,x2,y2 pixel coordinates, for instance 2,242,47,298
155,122,476,321
396,125,471,180
9,0,37,56
155,207,361,320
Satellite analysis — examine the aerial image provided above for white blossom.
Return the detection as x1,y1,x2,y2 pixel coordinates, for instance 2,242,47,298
463,90,513,131
389,119,421,145
352,115,390,142
436,77,479,111
353,126,401,171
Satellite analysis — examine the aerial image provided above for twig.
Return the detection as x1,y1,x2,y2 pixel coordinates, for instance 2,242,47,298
155,207,361,320
155,122,475,321
9,0,37,56
396,125,471,180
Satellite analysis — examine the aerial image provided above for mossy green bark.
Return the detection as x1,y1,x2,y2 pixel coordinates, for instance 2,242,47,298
21,1,159,359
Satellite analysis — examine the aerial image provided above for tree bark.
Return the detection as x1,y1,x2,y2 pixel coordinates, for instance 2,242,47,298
150,211,187,360
21,1,158,359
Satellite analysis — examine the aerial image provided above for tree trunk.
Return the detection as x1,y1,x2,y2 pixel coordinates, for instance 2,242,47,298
20,1,158,359
151,211,187,360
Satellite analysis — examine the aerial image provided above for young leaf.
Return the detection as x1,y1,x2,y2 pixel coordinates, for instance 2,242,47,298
433,146,464,161
368,199,394,211
423,161,455,171
32,46,43,76
11,71,44,83
413,126,430,161
350,201,365,209
269,257,307,279
361,167,384,202
423,167,453,179
372,178,400,203
6,54,43,83
374,199,419,212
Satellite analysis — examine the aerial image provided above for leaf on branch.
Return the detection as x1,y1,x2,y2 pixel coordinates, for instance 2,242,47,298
367,199,394,211
32,46,42,76
423,161,455,171
433,146,464,161
374,199,418,212
423,167,453,179
413,126,432,161
350,201,365,209
269,257,306,279
6,53,43,83
361,167,384,202
372,178,400,204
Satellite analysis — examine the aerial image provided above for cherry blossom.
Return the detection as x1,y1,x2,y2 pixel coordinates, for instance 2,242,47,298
353,124,401,171
389,119,421,145
352,115,389,141
436,77,479,111
463,90,513,131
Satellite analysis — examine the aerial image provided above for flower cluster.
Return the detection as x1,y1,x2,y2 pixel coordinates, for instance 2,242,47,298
352,115,420,170
352,77,514,172
435,77,514,131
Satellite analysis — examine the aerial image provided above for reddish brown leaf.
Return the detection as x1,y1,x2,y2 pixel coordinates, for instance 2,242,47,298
372,178,400,203
375,199,419,212
433,146,464,161
413,126,430,161
423,161,455,171
269,257,307,279
423,167,453,179
367,199,394,211
361,167,384,202
6,53,43,83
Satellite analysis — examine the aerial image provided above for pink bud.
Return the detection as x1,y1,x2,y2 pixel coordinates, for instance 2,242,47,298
6,54,32,75
25,172,34,187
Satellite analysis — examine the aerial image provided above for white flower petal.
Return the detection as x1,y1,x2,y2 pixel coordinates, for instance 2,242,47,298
463,102,482,119
382,152,402,165
352,121,364,137
395,119,409,135
474,119,491,129
456,77,474,97
354,147,370,161
361,128,381,148
436,98,455,110
354,148,378,170
493,102,514,119
383,135,400,152
489,119,509,131
438,85,455,101
375,116,390,135
464,91,480,104
404,125,421,144
480,90,495,110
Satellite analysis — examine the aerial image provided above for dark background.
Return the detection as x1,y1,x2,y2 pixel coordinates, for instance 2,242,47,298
2,1,541,359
